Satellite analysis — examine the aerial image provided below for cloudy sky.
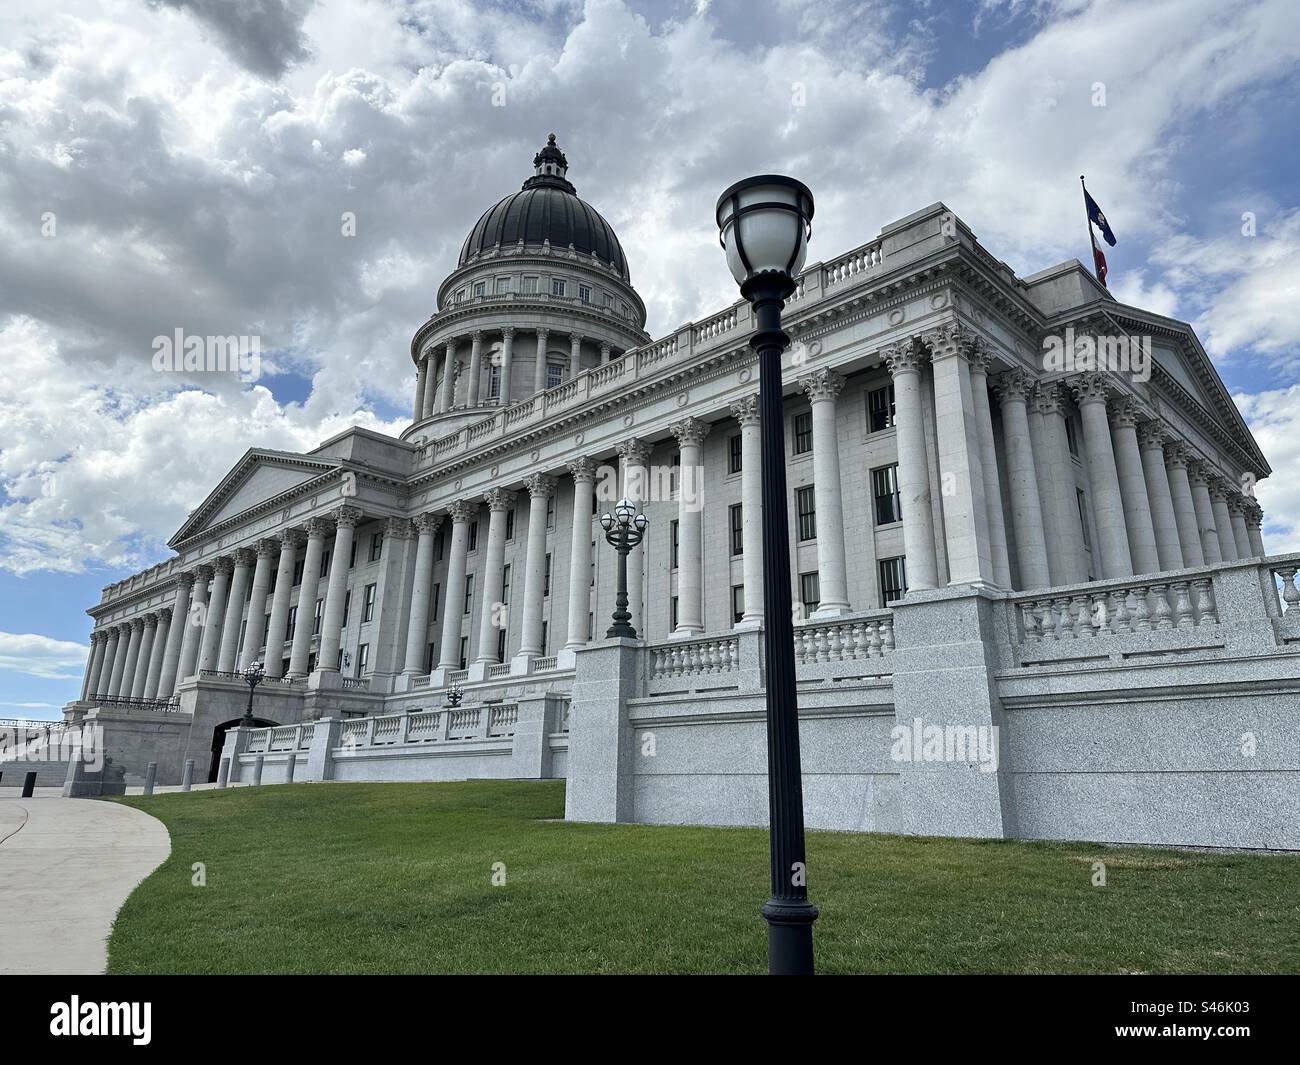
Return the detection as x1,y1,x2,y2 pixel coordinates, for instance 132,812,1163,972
1,0,1298,716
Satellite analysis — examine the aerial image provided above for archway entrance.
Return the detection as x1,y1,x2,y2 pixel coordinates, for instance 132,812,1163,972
208,717,277,782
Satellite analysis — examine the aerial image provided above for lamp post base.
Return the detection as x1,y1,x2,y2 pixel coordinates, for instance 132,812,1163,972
761,898,819,975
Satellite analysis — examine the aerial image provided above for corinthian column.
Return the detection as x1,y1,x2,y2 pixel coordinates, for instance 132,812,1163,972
730,395,764,626
968,344,1012,588
239,540,278,670
83,632,107,700
1228,496,1252,558
1245,502,1266,557
288,520,329,676
617,438,652,635
263,531,301,678
1208,478,1238,562
798,369,851,616
1034,383,1088,583
533,329,550,393
564,459,596,650
119,618,145,697
156,571,194,697
1136,422,1184,570
198,557,233,672
437,501,474,669
884,343,937,590
177,566,211,683
90,631,114,699
1164,442,1204,567
217,548,255,673
413,357,428,422
669,417,711,634
992,369,1050,589
476,490,516,663
517,476,556,657
1108,397,1160,575
403,514,441,675
438,339,456,413
421,351,439,419
130,614,158,698
105,624,130,697
467,331,483,406
1187,462,1222,564
1071,373,1132,578
142,609,171,700
499,328,515,404
318,506,362,672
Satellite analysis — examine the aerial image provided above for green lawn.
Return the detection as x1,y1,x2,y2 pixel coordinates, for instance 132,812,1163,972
104,780,1300,974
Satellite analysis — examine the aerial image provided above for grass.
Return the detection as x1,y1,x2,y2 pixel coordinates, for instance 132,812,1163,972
104,780,1300,974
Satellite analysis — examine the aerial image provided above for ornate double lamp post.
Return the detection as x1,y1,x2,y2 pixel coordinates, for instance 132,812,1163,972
715,174,819,975
240,660,265,727
599,497,648,639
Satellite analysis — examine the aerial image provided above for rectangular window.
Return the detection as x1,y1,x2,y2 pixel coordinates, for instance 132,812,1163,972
800,572,820,613
341,590,351,629
463,574,474,616
732,585,745,624
541,620,548,654
728,433,743,474
1065,415,1080,457
362,583,376,623
319,550,331,579
425,643,436,675
312,598,323,636
590,541,596,587
551,278,566,297
369,531,383,562
730,504,743,556
505,507,516,540
501,564,511,604
458,637,468,671
496,628,507,661
794,411,813,455
494,276,510,294
579,284,591,304
671,519,679,569
286,606,297,640
867,383,896,433
546,496,556,530
488,363,501,400
671,597,679,630
356,643,370,676
473,281,486,297
349,540,357,568
468,520,478,552
432,583,441,620
797,485,817,541
1077,488,1091,549
293,559,304,586
547,363,563,390
522,276,538,294
871,464,902,526
878,557,908,607
543,553,552,597
434,528,444,562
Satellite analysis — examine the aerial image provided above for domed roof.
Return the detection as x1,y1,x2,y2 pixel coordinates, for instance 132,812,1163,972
457,134,628,277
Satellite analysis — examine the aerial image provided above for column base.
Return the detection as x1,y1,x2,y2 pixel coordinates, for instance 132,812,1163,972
734,616,763,632
668,626,705,640
809,604,851,621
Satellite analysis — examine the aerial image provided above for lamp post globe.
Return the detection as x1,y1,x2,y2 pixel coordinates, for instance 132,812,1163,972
716,173,819,976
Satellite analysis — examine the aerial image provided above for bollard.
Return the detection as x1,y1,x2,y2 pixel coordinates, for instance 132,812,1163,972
251,754,264,787
180,759,194,792
142,762,157,796
217,756,231,789
285,752,296,784
21,770,37,797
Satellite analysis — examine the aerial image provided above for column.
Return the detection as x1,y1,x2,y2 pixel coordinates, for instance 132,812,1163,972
437,501,474,669
317,507,361,672
517,476,555,658
217,548,254,673
467,330,483,407
992,369,1050,589
927,324,996,586
570,332,582,377
263,531,300,678
533,328,549,393
288,520,329,677
969,346,1012,588
1108,397,1160,575
438,339,456,413
563,460,596,650
617,439,652,634
475,490,516,662
370,517,417,680
670,417,711,634
105,624,130,696
86,632,110,699
403,514,441,674
730,396,765,626
1187,462,1222,564
156,571,194,698
119,618,144,697
499,328,515,405
1034,383,1088,584
421,352,439,419
142,609,170,700
130,614,158,698
1228,497,1252,558
1136,422,1184,571
413,356,428,422
795,370,850,614
1245,503,1266,557
1163,442,1204,567
600,343,611,366
197,557,233,672
1208,479,1238,562
177,565,211,683
90,631,114,699
237,540,277,670
884,344,938,590
80,633,103,701
1071,373,1133,578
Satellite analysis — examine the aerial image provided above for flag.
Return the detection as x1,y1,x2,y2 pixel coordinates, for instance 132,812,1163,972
1090,231,1108,287
1084,187,1117,246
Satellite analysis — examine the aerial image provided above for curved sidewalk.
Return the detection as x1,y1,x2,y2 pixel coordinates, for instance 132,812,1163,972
0,798,170,974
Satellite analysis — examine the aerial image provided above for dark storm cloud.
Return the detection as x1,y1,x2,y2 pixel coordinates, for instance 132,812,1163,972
148,0,316,79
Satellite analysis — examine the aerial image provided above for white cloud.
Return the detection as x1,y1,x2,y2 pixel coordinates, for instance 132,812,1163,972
0,631,88,680
1234,385,1300,554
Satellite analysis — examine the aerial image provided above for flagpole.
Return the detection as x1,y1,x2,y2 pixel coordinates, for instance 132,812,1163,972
1080,174,1097,281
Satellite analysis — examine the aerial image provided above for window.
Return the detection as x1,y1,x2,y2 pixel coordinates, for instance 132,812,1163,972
293,558,304,586
268,570,277,595
728,434,742,474
488,363,501,400
671,520,679,569
1077,488,1091,549
501,564,511,604
463,574,474,616
541,620,548,654
432,583,441,620
468,520,478,553
797,486,817,541
546,495,556,530
794,411,813,454
671,597,679,630
867,384,896,433
349,540,357,568
458,637,468,670
473,281,486,297
341,590,351,628
878,557,907,607
494,276,510,294
604,293,614,308
551,278,566,297
434,528,444,561
454,288,465,303
319,550,331,579
312,598,323,636
362,583,376,623
425,643,436,675
543,553,552,597
496,628,507,661
800,572,820,614
1065,415,1080,457
522,276,538,294
579,284,591,304
732,585,745,624
590,542,596,586
369,532,383,563
730,504,744,556
505,508,516,540
587,612,594,640
356,643,369,676
871,464,902,525
547,363,564,390
286,606,297,640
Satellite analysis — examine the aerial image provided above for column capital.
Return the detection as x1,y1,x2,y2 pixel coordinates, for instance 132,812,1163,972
523,473,557,500
922,319,968,361
501,326,516,339
446,499,476,524
278,527,305,549
1032,380,1066,416
129,616,146,631
883,342,927,377
797,368,846,403
213,556,236,576
255,538,279,560
470,330,483,343
331,504,363,529
1069,371,1112,405
1107,395,1140,428
566,457,597,485
386,516,414,539
1164,439,1190,468
304,517,332,540
194,562,215,581
1205,475,1230,501
420,346,437,365
729,394,761,427
1244,501,1264,530
991,368,1034,404
444,337,457,352
617,437,652,466
157,606,173,623
141,612,159,628
669,416,712,447
232,547,257,567
413,512,443,535
176,569,198,589
1136,419,1165,451
965,336,994,375
484,487,518,511
1225,490,1250,514
1186,459,1211,486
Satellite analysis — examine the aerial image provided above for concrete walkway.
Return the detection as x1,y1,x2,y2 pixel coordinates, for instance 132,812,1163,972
0,798,170,974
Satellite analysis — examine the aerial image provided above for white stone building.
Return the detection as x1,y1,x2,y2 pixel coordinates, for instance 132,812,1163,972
63,136,1300,848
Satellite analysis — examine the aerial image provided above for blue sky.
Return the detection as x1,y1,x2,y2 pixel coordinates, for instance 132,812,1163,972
2,0,1298,717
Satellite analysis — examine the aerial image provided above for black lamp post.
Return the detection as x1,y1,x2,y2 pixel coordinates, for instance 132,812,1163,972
716,174,819,975
600,497,648,639
241,660,264,727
